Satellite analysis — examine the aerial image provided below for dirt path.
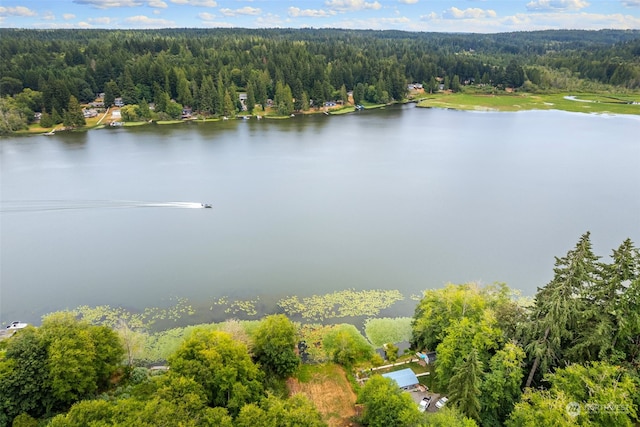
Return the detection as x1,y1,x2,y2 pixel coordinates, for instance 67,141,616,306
96,107,110,125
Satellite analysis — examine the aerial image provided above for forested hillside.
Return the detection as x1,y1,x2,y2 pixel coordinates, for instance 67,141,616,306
1,28,639,133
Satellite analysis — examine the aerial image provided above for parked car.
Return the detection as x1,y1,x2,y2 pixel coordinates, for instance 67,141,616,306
6,321,28,330
435,396,448,409
418,396,431,412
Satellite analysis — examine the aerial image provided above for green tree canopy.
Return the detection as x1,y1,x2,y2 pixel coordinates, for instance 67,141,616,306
235,394,326,427
0,312,123,423
323,324,373,367
358,375,421,427
508,361,638,427
252,314,299,378
479,342,526,426
448,348,483,421
422,407,478,427
524,232,603,388
411,283,489,352
169,329,264,415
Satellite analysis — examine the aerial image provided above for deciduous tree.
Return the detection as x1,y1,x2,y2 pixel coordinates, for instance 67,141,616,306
252,314,299,378
323,324,373,367
479,342,525,426
358,375,421,427
169,330,264,415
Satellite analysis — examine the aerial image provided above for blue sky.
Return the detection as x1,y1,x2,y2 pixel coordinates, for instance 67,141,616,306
1,0,640,32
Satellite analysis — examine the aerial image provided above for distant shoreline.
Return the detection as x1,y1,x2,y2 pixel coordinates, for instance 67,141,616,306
11,92,640,137
415,92,640,116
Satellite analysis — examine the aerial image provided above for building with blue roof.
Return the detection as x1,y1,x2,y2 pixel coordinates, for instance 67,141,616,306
382,368,419,390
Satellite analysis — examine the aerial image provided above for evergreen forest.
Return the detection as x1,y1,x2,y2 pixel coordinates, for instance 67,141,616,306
1,28,640,133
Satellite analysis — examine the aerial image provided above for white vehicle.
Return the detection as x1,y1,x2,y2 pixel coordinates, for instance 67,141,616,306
435,396,448,409
6,321,28,330
418,397,431,412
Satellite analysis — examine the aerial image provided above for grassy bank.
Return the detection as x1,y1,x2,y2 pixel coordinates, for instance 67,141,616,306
417,92,640,115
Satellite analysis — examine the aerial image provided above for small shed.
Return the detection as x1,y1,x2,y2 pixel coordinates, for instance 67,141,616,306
382,368,419,390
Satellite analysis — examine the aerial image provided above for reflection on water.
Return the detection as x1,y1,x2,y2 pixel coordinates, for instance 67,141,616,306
1,105,639,324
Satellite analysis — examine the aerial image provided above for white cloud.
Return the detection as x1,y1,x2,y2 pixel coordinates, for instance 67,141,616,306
288,7,336,18
198,12,216,20
419,12,439,21
0,6,37,16
43,11,56,20
219,7,261,16
88,16,114,24
325,15,410,30
519,11,640,29
526,0,590,11
398,0,419,4
255,12,284,27
443,7,497,19
73,0,143,9
200,20,233,27
420,10,640,32
325,0,382,12
170,0,218,6
622,0,640,6
149,0,168,8
63,13,76,20
124,14,175,26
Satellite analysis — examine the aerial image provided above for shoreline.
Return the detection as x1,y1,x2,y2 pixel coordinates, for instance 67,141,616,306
10,92,639,138
415,92,640,116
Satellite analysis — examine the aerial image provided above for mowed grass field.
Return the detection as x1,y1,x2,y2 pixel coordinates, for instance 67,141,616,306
289,363,360,427
417,92,640,115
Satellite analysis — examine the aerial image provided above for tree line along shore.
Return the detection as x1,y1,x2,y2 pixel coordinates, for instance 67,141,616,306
1,232,639,426
1,28,640,135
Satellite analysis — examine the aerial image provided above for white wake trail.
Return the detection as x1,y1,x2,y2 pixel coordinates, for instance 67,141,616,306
0,200,210,213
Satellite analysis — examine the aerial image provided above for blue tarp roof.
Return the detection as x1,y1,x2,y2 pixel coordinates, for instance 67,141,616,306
382,368,419,388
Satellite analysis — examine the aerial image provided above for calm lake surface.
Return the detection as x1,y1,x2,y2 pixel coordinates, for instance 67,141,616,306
1,105,639,325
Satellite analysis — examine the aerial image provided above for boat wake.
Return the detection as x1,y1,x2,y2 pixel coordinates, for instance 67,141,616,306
0,200,209,213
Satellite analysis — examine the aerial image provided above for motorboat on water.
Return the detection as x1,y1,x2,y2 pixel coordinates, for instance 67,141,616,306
6,321,28,330
202,203,212,208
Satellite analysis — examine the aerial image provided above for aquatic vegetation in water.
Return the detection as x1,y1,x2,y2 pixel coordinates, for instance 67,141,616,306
364,317,413,347
69,297,195,329
210,296,260,316
278,289,404,321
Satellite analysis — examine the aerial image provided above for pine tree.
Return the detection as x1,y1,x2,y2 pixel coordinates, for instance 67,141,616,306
199,76,215,114
138,98,151,120
39,110,53,128
246,83,256,114
274,81,293,116
51,106,62,124
215,75,225,116
176,69,192,107
64,95,85,127
339,84,348,105
301,91,310,111
120,68,138,105
223,90,235,118
574,239,640,364
448,348,483,421
103,80,119,107
525,232,600,388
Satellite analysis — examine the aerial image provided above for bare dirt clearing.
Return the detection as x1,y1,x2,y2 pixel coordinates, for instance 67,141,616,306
288,364,360,427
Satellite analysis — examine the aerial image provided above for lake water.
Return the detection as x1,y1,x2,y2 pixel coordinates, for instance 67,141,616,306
1,105,639,325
